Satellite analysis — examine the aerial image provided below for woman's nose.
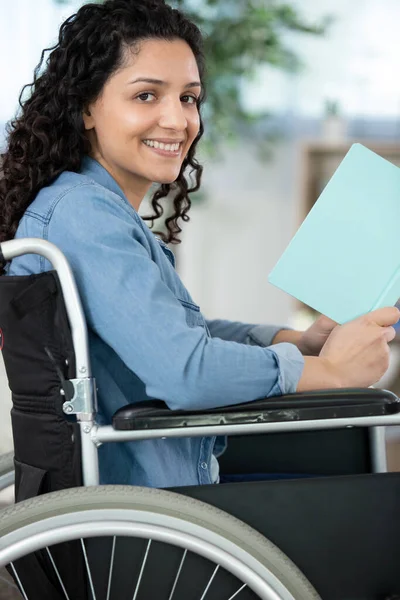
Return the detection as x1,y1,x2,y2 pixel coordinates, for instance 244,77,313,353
158,98,187,131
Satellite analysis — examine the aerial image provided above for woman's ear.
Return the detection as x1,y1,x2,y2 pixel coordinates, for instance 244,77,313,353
82,107,95,130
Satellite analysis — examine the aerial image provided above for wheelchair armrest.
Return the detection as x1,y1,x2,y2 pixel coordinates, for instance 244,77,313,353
112,388,400,431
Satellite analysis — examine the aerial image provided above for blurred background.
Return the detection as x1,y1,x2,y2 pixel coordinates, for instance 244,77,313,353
1,0,400,457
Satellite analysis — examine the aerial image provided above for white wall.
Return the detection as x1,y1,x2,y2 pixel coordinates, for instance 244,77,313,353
179,140,300,326
0,0,83,126
244,0,400,119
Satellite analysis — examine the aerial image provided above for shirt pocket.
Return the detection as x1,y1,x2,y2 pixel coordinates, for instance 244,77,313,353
178,298,204,328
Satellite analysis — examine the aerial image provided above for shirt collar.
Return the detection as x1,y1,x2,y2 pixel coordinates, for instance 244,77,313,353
80,156,128,202
79,156,171,256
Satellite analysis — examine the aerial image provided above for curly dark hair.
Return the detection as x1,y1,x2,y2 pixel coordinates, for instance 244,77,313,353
0,0,206,263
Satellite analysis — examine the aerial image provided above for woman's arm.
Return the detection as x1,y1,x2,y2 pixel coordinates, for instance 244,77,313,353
206,319,293,347
271,329,303,347
45,187,305,410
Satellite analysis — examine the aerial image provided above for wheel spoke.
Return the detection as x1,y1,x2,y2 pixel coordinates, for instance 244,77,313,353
199,564,219,599
80,539,97,600
168,549,187,600
46,547,71,600
9,563,29,600
132,539,151,600
106,536,116,600
227,583,248,599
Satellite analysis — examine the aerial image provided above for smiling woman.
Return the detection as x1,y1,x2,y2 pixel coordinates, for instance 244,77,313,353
0,0,398,491
0,0,206,248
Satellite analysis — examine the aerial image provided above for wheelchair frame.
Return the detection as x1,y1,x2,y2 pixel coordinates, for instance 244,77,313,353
0,237,397,489
3,237,400,600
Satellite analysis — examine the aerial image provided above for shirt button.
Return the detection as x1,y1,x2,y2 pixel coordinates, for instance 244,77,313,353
201,462,208,469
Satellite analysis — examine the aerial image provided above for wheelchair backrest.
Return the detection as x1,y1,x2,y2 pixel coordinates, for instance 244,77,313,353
0,270,82,502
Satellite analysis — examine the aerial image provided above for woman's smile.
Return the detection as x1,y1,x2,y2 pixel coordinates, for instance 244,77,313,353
142,138,183,158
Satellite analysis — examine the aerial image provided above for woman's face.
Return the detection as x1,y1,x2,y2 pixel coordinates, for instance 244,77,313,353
83,38,201,208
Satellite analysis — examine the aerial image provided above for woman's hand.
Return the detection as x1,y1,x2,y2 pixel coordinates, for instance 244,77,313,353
297,314,338,356
318,306,399,387
297,307,400,391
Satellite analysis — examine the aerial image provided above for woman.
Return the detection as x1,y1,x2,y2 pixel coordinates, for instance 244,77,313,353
0,0,397,488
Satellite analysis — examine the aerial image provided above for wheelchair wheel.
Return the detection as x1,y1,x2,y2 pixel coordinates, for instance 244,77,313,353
0,485,320,600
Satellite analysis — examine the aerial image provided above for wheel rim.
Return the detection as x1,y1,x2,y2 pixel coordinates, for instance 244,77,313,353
0,508,298,600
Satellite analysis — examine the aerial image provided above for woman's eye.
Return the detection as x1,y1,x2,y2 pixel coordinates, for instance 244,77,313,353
137,92,155,102
182,95,197,105
136,93,197,104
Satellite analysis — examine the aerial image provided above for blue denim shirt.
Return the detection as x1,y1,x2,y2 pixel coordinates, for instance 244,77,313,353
8,157,304,488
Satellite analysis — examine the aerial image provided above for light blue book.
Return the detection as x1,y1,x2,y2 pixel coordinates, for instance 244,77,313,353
268,143,400,324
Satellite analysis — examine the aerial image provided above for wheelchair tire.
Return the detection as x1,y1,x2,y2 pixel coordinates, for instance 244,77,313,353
0,452,14,492
0,485,320,600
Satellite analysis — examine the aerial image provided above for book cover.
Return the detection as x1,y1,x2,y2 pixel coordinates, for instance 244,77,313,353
268,143,400,324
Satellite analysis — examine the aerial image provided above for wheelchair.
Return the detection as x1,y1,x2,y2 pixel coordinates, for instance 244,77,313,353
0,238,400,600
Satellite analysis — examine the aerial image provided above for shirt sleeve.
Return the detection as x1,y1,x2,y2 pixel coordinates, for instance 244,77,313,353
47,185,304,409
206,319,291,347
206,320,303,395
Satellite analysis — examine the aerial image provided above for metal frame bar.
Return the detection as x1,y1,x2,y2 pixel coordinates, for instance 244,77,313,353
82,415,398,485
1,238,397,486
369,426,388,472
92,414,400,444
2,239,90,376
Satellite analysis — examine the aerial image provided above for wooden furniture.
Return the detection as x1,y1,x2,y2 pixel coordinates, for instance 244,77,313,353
298,140,400,222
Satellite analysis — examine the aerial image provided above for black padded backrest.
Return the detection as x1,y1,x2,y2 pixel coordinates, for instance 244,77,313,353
0,271,87,600
0,271,82,495
0,271,75,396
